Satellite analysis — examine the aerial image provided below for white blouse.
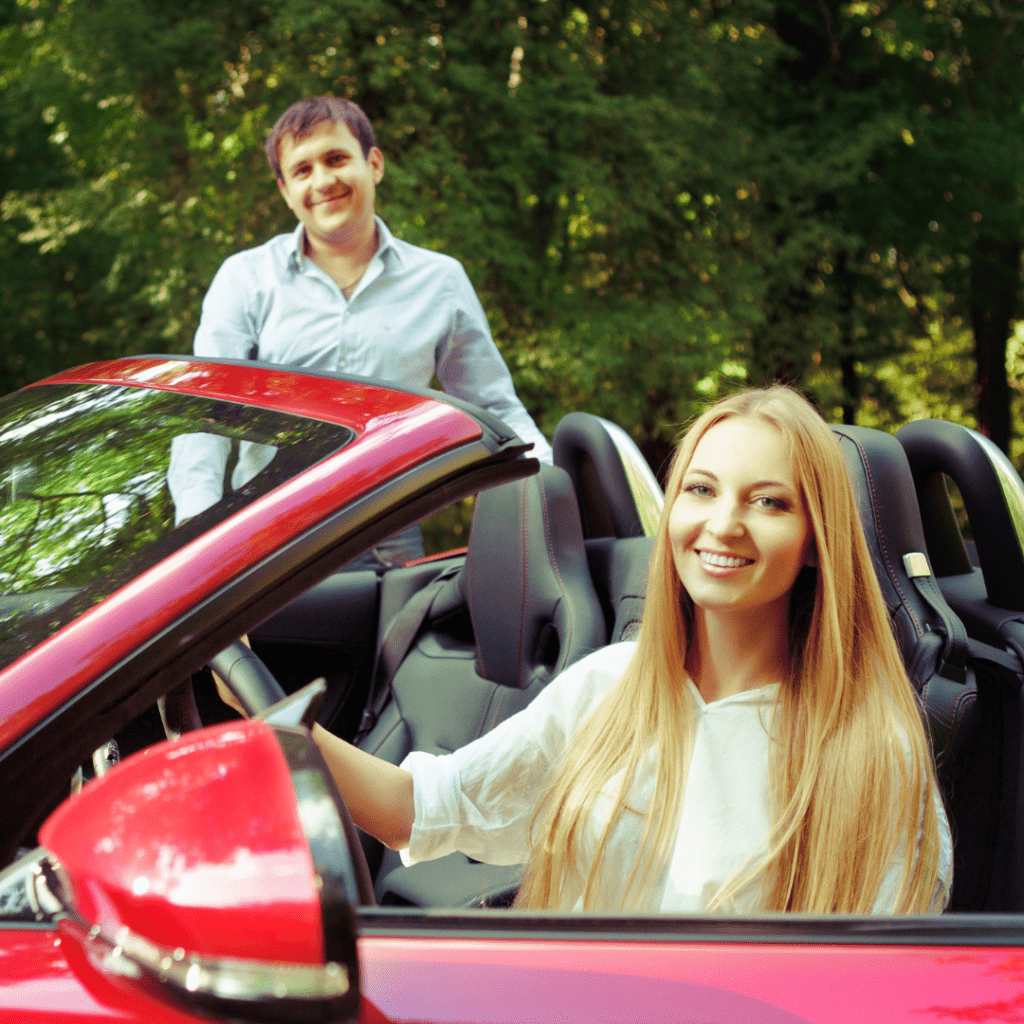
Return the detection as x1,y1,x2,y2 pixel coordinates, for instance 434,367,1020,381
401,642,952,913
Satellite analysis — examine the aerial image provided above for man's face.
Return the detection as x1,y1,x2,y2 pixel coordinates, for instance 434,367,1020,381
276,120,384,252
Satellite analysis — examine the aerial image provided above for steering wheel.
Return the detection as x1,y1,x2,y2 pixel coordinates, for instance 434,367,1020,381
208,640,288,716
158,639,287,739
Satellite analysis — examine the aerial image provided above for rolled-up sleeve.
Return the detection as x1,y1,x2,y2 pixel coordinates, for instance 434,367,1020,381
400,643,636,868
167,432,231,525
167,257,258,524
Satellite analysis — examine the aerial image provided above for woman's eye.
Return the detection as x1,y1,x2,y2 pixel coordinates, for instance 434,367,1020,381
684,483,713,497
756,495,787,511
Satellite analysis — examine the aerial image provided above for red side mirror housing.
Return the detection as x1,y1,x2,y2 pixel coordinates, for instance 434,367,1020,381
38,718,361,1022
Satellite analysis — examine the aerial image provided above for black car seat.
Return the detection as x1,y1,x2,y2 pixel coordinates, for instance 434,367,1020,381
896,419,1024,912
553,412,661,642
897,419,1024,634
833,424,1020,912
357,463,607,905
553,412,654,540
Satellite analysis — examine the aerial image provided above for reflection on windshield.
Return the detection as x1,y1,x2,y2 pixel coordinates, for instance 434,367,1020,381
168,434,278,525
595,415,664,536
0,384,353,671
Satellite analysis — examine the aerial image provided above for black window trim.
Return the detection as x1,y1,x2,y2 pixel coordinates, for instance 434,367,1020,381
0,431,537,861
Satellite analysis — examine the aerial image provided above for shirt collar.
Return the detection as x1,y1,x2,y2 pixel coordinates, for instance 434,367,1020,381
287,222,306,273
373,216,400,267
287,216,398,273
686,677,780,712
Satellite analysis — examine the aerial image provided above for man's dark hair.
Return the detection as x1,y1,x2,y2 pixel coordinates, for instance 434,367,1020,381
265,96,376,181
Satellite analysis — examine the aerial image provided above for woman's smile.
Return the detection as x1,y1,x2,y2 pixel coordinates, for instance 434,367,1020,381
697,549,754,571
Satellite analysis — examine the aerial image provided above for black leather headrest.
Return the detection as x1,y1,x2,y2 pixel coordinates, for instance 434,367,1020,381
459,465,606,689
898,419,1024,612
553,412,646,539
832,425,950,675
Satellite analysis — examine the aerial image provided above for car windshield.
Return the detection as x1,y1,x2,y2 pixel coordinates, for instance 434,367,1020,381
0,383,353,671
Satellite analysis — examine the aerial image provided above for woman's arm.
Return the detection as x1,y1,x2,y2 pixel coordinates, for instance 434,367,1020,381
310,645,632,863
215,669,414,849
311,724,415,851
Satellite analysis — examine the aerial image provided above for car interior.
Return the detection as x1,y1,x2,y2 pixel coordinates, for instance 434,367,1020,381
228,410,1024,914
37,401,1020,916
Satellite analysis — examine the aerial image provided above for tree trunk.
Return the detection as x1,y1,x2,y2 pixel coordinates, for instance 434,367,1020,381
835,254,858,426
840,353,859,426
970,236,1019,454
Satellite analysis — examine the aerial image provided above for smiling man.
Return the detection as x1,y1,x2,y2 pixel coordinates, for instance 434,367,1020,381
173,97,551,562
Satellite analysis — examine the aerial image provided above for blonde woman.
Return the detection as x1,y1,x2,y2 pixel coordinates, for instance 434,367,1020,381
307,385,952,913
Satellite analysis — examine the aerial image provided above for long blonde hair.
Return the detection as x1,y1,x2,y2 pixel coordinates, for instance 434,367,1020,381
517,386,944,913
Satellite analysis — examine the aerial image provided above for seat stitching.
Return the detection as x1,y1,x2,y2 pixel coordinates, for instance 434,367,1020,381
538,476,575,663
368,714,404,757
516,481,529,687
467,512,487,679
845,434,923,637
942,688,975,762
488,684,508,732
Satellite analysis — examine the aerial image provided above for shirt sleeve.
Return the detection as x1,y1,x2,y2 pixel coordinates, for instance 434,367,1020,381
193,256,260,360
401,643,636,867
434,265,553,464
166,433,231,526
870,781,953,914
167,257,257,522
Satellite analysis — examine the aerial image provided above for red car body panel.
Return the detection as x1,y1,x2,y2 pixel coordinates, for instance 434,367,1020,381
39,720,322,964
0,359,483,751
2,359,1022,1024
36,358,442,433
0,928,200,1023
1,929,1022,1023
357,935,1024,1023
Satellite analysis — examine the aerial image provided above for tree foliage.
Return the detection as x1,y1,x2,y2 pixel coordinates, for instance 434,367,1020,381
1,0,1022,472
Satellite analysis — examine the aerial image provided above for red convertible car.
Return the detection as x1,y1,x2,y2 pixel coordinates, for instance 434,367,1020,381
0,356,1023,1023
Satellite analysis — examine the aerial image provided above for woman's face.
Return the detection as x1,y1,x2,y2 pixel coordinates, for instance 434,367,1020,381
668,416,814,623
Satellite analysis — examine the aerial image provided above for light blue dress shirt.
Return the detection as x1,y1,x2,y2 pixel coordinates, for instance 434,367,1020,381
168,217,551,526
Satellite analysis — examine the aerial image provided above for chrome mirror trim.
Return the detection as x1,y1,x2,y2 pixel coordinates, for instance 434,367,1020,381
35,854,353,1019
64,914,350,1000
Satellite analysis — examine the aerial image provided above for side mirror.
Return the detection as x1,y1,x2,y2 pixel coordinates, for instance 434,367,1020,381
35,716,362,1023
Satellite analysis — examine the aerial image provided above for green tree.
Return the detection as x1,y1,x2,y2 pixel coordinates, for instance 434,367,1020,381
0,0,779,475
749,0,1024,448
2,0,1022,467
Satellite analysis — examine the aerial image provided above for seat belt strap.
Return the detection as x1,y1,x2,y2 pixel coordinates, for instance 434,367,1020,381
965,637,1024,676
904,552,968,684
354,565,461,745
